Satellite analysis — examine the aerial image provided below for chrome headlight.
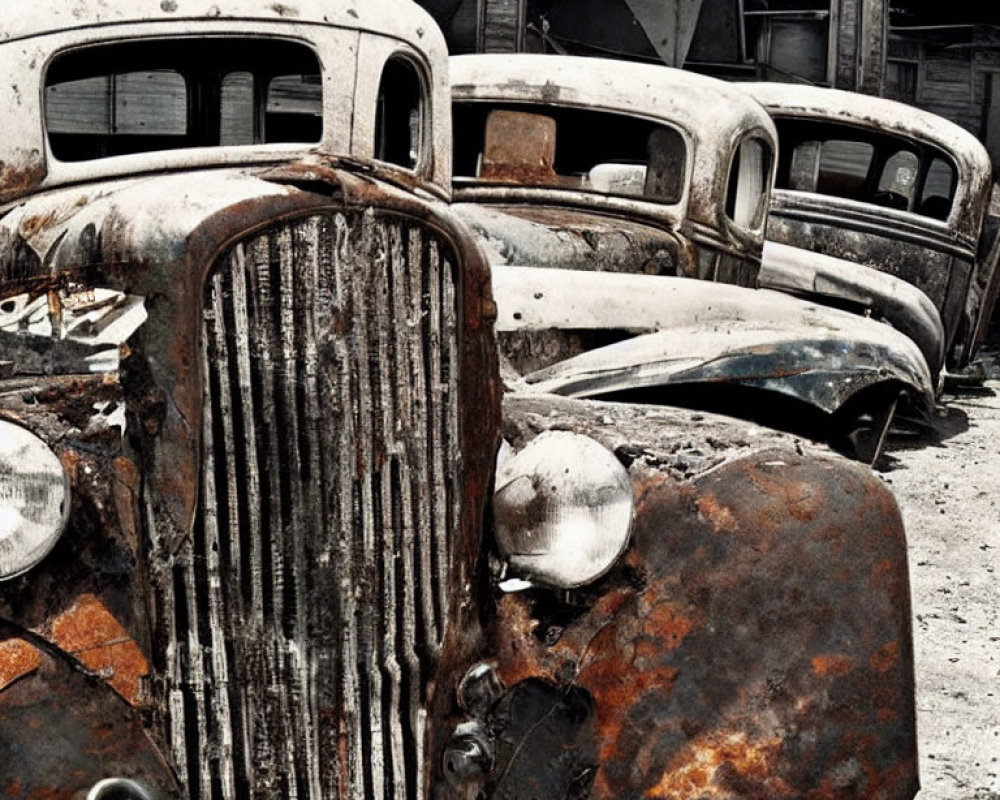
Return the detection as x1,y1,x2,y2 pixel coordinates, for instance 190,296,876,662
0,420,70,580
493,431,634,589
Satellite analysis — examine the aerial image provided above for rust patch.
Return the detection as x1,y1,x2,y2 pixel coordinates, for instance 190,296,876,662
870,640,900,674
480,110,557,183
746,460,820,524
42,594,148,705
696,493,739,533
0,151,47,204
0,638,42,692
650,733,791,799
812,654,856,677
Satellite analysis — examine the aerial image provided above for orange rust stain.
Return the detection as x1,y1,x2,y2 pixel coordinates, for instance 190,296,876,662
877,707,900,725
45,594,148,705
649,732,791,799
0,638,41,692
870,640,900,674
641,601,695,652
696,494,739,534
811,654,856,677
747,464,820,524
19,210,60,240
111,456,141,554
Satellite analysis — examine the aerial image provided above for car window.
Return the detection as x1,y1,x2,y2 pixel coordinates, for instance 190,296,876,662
45,38,322,161
452,102,687,204
816,140,874,198
918,157,957,220
726,136,772,229
374,56,425,171
775,118,957,220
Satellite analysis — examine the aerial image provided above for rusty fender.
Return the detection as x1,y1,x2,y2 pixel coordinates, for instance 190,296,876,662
0,624,181,797
449,395,917,800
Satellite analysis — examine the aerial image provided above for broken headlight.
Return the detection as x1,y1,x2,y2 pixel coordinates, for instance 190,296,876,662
0,420,70,580
493,431,634,589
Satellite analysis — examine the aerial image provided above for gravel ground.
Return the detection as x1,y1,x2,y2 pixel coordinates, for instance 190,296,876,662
879,339,1000,800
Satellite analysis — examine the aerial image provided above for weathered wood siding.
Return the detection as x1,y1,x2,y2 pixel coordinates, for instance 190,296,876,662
482,0,522,52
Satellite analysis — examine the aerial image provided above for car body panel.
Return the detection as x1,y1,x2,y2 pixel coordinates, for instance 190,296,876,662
492,265,935,416
745,82,998,369
761,240,946,379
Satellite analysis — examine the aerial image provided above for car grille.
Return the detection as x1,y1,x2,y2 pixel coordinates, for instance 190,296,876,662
152,210,462,799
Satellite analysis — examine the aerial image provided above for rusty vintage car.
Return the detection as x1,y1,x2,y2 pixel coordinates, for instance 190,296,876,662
746,82,1000,375
0,2,917,798
449,53,935,462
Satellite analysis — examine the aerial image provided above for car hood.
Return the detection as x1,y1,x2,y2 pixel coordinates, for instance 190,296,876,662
493,265,935,416
761,240,946,379
452,201,683,275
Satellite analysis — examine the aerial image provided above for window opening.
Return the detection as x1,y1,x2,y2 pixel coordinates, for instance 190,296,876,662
774,119,957,219
45,38,322,162
374,57,425,170
452,102,687,204
726,137,772,228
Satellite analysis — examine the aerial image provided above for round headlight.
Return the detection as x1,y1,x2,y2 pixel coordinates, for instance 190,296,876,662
493,431,634,589
0,420,70,580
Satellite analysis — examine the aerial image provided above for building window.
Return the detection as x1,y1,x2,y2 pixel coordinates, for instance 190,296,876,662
742,0,832,83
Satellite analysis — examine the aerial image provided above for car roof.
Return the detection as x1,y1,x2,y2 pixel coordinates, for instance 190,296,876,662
744,82,992,181
0,0,436,48
451,54,773,140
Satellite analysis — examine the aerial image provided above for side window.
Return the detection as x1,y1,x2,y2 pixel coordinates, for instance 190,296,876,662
266,74,323,143
726,137,772,229
918,157,956,220
816,140,874,199
875,150,919,210
374,56,425,171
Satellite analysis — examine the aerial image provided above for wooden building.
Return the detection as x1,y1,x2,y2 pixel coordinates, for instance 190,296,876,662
419,0,889,93
886,21,1000,176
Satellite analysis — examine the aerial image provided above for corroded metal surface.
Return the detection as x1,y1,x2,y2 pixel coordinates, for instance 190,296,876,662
0,625,181,797
460,394,918,800
452,203,687,276
0,162,501,797
450,53,775,281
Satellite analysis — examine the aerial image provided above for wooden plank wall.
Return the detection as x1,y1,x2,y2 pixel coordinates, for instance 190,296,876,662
482,0,522,52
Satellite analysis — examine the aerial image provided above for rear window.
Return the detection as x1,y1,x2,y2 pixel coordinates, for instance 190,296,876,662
452,102,687,204
45,38,322,162
774,118,957,221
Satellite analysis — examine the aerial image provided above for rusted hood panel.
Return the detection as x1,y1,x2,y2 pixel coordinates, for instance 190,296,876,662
492,394,918,800
761,240,946,378
452,201,683,274
493,265,935,415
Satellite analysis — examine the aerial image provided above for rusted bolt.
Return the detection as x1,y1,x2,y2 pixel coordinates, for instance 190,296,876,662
457,662,505,717
442,721,493,786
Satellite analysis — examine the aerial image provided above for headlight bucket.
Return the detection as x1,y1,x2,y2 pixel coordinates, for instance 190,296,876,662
0,420,70,580
493,431,634,589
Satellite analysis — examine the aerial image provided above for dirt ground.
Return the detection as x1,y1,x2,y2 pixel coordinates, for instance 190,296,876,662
879,339,1000,799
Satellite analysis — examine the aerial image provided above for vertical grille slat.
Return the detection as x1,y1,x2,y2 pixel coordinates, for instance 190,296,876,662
154,210,461,799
